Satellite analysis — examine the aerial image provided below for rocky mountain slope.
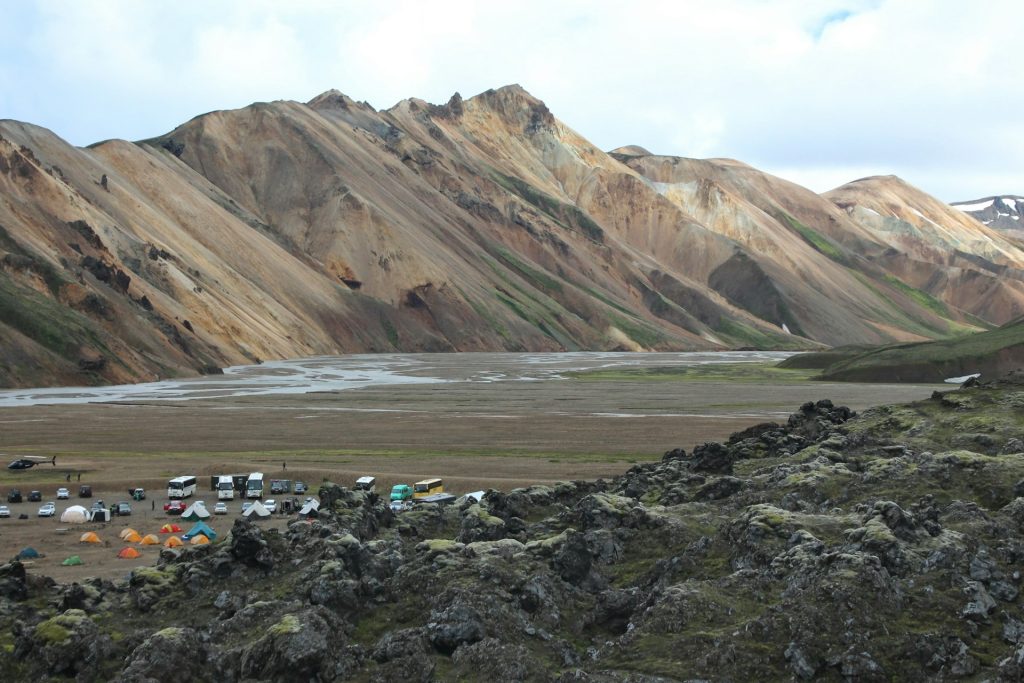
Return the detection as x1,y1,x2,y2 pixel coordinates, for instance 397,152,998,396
2,86,1023,388
3,375,1024,680
953,196,1024,233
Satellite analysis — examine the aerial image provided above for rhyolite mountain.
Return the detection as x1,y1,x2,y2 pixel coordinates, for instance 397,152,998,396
2,85,1023,388
953,195,1024,233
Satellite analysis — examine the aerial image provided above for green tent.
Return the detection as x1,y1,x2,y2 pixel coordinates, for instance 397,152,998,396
61,555,83,566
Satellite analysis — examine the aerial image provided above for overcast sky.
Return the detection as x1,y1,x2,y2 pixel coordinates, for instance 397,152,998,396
0,0,1019,201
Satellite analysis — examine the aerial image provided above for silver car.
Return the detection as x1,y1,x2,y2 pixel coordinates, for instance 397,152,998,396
38,502,56,517
0,505,10,518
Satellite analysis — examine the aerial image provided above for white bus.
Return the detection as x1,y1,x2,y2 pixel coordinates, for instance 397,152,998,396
246,472,264,499
167,475,198,499
217,475,235,500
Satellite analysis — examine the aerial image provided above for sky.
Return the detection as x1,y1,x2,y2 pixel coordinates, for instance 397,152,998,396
0,0,1019,201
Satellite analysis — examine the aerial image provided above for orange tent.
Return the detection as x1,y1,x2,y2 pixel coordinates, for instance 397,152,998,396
163,536,183,548
79,532,101,544
140,534,161,545
122,530,142,543
160,523,183,534
119,528,139,540
117,547,141,559
189,535,210,545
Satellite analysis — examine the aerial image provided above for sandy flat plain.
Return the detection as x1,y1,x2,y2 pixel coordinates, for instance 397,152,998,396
0,352,944,580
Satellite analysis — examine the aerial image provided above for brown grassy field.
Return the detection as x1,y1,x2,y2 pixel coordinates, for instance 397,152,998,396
0,357,945,579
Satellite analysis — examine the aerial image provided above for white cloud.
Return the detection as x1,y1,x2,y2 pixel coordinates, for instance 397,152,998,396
0,0,1020,200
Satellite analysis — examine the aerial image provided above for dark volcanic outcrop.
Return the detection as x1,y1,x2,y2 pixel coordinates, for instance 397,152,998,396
3,377,1024,680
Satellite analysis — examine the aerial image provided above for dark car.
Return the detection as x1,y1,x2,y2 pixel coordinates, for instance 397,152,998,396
293,481,307,494
27,490,42,502
7,489,22,503
78,485,92,498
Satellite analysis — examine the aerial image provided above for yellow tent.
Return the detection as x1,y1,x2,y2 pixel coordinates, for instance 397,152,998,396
117,547,141,559
119,528,139,540
79,531,101,544
122,530,142,543
140,534,161,545
163,536,183,548
160,523,182,533
189,534,210,545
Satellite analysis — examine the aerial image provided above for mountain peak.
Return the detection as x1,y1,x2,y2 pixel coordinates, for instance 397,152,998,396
953,195,1024,232
608,145,653,158
307,89,374,113
468,84,554,134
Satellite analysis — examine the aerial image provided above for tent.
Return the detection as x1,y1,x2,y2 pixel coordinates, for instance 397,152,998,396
163,536,183,548
160,523,183,534
140,534,161,546
61,555,83,566
243,501,271,518
298,499,320,518
60,505,90,524
190,535,210,545
183,521,216,541
117,547,141,559
17,547,39,559
122,530,142,543
79,532,101,544
119,528,139,540
181,502,210,522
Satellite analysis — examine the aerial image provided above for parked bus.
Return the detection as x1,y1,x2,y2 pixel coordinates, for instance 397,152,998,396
167,475,198,500
246,472,264,499
413,478,444,499
217,475,235,500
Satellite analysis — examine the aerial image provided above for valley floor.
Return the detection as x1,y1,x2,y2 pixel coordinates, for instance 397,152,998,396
0,358,943,580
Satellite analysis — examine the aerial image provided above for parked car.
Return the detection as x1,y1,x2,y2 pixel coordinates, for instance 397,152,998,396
78,485,92,498
263,499,277,513
389,500,412,513
116,501,131,516
7,489,22,503
293,481,307,494
90,501,105,514
27,490,42,502
38,502,55,517
128,487,145,501
163,500,186,515
0,505,10,518
214,502,228,515
56,487,70,500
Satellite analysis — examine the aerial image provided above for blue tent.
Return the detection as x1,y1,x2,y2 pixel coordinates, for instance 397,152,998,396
17,547,40,559
182,521,216,541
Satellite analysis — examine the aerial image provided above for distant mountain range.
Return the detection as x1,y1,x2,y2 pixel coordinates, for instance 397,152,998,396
952,195,1024,232
1,85,1023,388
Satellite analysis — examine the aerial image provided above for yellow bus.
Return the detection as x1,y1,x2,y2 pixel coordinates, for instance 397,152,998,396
413,478,444,499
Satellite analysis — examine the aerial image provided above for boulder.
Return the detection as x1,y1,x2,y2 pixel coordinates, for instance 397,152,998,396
229,518,274,571
119,627,206,682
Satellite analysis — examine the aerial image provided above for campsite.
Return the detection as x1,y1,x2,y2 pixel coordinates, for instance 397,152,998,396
0,492,293,581
0,356,943,581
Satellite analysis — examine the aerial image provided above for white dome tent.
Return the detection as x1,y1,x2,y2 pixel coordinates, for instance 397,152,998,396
60,505,90,524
